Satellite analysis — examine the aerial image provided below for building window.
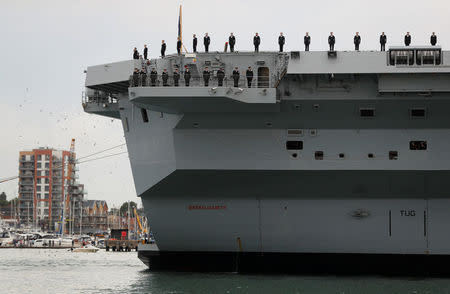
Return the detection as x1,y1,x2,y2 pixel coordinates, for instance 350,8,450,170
37,162,41,168
36,186,41,191
37,178,41,184
410,108,426,118
410,141,427,150
45,162,49,168
37,155,42,161
45,171,49,176
45,155,50,161
45,178,49,184
44,194,49,199
389,151,398,160
315,151,324,160
286,141,303,150
360,108,375,117
141,108,149,123
45,186,49,192
21,155,25,161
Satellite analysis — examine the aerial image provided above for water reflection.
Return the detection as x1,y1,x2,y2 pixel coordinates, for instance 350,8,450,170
1,249,450,294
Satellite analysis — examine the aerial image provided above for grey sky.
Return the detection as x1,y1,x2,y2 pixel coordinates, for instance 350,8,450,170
0,0,449,206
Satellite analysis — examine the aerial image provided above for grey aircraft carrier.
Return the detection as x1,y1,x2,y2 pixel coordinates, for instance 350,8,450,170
83,45,450,274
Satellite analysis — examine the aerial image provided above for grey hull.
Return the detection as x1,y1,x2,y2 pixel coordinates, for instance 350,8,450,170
83,49,450,272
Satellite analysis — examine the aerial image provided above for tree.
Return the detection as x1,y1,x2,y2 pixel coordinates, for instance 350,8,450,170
119,201,137,216
0,192,8,207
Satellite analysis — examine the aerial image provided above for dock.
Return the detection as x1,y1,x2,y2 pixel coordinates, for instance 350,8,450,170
105,239,139,251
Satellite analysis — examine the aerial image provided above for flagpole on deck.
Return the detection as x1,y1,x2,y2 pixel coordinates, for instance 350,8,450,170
179,5,183,54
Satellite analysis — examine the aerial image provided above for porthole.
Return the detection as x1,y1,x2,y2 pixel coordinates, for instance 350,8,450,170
410,141,427,150
410,108,426,119
389,151,398,160
315,151,324,160
360,108,375,117
286,141,303,150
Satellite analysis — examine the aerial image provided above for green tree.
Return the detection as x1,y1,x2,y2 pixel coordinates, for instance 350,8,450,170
119,201,137,216
0,192,8,207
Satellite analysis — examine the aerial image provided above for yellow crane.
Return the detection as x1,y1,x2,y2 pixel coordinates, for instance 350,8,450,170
134,207,147,234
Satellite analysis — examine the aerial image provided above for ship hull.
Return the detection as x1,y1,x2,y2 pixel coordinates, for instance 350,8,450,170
138,250,450,275
83,50,450,273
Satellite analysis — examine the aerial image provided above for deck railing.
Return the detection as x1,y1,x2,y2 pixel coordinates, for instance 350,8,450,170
129,74,271,88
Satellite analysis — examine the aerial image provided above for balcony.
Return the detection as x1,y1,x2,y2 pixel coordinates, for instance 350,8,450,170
20,180,34,186
20,173,34,178
19,165,34,170
19,187,33,193
19,157,32,163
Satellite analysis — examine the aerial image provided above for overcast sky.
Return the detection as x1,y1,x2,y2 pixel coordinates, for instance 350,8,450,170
0,0,449,206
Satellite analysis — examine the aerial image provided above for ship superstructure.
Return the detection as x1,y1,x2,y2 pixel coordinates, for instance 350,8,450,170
83,46,450,273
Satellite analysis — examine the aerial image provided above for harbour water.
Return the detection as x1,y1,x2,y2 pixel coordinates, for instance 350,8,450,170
1,249,450,293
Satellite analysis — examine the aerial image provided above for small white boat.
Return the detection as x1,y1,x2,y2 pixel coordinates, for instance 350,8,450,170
0,231,15,247
73,244,100,253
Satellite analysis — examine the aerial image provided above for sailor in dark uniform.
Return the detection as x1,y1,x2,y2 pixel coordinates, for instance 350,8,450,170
229,33,236,52
380,32,387,51
217,68,225,86
133,48,139,60
253,33,261,52
162,69,169,86
304,32,311,51
246,67,254,88
150,68,158,87
177,38,182,55
354,32,361,51
173,68,180,87
328,32,335,51
204,33,211,52
232,67,240,87
140,68,147,86
278,33,285,52
143,45,148,60
184,68,191,87
193,34,198,53
404,32,411,46
203,67,211,86
431,32,437,46
161,40,166,57
132,68,139,86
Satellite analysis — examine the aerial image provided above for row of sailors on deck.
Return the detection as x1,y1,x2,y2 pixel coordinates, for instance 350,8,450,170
132,66,255,88
133,32,439,59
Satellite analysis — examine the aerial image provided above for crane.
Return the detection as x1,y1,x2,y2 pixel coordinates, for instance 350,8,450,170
134,207,147,235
